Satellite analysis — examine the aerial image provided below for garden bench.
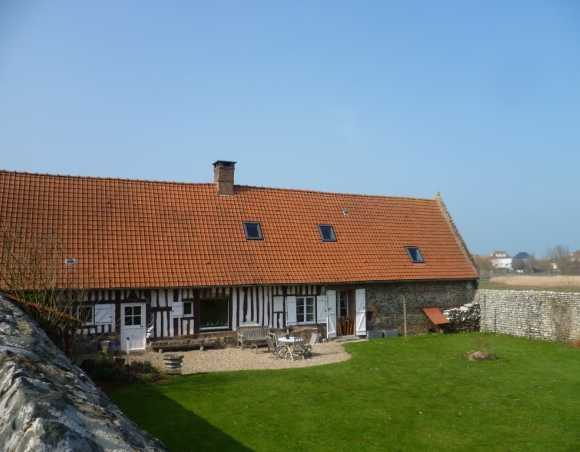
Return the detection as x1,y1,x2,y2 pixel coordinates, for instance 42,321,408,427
237,325,270,351
150,338,217,353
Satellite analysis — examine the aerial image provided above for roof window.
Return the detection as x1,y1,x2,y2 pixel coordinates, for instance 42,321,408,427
405,246,424,263
243,222,263,240
318,225,337,242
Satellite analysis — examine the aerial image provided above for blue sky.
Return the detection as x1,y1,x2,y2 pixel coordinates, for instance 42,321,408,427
1,1,579,256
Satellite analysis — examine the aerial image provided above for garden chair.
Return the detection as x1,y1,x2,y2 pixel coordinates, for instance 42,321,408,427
301,333,318,358
266,336,285,359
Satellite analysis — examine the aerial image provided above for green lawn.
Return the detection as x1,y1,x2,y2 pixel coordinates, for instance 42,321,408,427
109,334,580,451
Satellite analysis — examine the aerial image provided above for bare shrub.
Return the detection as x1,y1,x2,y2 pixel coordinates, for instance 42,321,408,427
0,220,91,349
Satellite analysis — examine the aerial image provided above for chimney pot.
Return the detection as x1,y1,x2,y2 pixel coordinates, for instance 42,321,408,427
213,160,236,196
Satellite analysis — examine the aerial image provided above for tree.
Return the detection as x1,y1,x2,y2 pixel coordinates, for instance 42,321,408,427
546,244,572,275
0,220,91,351
512,258,527,272
473,255,494,276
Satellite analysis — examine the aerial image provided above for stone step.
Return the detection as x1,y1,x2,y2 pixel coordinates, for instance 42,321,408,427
335,335,363,343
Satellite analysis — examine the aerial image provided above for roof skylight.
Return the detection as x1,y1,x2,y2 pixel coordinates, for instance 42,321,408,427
318,225,337,242
243,222,263,240
405,246,424,263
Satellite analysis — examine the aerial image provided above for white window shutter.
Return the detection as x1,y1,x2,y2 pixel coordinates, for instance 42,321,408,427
316,295,328,323
355,288,366,336
273,296,284,312
286,295,297,326
326,290,337,338
172,301,184,317
94,304,113,325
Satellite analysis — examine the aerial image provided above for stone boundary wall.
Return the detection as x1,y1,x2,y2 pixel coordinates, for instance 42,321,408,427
475,289,580,341
0,295,168,452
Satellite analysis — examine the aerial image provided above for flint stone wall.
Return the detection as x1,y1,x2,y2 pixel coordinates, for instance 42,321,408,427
366,280,477,335
475,289,580,341
0,295,168,452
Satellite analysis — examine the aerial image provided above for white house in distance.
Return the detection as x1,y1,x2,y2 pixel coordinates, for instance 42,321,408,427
491,251,512,270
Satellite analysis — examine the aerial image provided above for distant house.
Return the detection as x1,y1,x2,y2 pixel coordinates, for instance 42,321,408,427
0,162,478,350
491,251,512,270
513,252,529,261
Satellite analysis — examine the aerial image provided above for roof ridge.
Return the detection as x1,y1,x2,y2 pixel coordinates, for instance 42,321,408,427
235,184,435,201
435,192,479,274
1,169,435,201
0,169,213,186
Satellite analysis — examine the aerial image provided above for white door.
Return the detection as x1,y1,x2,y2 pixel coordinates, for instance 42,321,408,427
355,288,367,336
121,303,146,350
326,290,337,338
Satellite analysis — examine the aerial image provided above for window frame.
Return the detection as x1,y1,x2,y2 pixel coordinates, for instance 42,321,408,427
183,301,193,317
296,296,316,324
77,306,94,325
199,298,230,331
338,290,348,318
243,221,263,240
317,224,337,242
405,246,425,264
124,305,143,326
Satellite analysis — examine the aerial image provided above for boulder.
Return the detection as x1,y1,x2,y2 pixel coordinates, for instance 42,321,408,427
0,294,168,452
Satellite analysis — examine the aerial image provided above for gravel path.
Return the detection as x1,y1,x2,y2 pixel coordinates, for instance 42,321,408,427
133,341,352,374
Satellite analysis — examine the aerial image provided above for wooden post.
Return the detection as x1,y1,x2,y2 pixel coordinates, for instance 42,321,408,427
403,295,408,340
126,337,130,365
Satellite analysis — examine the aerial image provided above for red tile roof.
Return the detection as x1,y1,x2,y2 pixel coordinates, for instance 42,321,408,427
0,170,478,289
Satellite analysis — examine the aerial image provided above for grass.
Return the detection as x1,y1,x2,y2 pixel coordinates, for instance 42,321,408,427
109,333,580,451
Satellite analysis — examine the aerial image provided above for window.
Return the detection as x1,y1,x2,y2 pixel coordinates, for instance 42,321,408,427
338,290,348,318
243,222,263,240
183,301,193,316
124,305,142,326
77,306,93,324
200,299,229,330
405,246,424,263
296,296,315,324
318,224,336,241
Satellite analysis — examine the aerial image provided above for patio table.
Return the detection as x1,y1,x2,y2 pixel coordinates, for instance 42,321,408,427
277,336,305,361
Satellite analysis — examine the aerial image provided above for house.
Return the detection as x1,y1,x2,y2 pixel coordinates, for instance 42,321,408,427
0,162,479,350
513,252,529,261
512,251,530,272
490,251,512,270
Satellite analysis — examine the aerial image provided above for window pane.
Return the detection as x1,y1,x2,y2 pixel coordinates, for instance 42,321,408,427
133,315,141,326
184,302,192,315
318,225,336,241
406,246,424,263
200,299,229,329
243,222,263,240
124,315,133,326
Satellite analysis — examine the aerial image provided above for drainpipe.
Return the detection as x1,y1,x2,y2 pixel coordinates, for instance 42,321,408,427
403,295,408,340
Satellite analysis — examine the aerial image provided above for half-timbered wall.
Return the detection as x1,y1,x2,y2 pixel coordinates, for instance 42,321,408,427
82,285,324,340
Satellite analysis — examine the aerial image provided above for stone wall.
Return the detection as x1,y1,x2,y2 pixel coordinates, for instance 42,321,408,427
366,280,477,335
0,295,169,452
475,289,580,341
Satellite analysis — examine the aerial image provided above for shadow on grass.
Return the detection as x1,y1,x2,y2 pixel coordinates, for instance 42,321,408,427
109,383,253,452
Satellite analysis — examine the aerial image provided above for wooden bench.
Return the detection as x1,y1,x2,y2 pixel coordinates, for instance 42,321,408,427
237,325,270,351
150,338,217,353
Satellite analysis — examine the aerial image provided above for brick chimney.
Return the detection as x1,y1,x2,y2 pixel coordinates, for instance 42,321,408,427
213,160,236,196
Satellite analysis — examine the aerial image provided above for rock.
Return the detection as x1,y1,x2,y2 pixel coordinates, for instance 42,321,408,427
0,294,168,452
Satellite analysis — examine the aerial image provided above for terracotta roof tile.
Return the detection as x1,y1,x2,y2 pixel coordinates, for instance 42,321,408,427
0,170,478,289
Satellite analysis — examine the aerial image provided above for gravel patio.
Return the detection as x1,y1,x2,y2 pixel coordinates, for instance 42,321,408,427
132,341,352,374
